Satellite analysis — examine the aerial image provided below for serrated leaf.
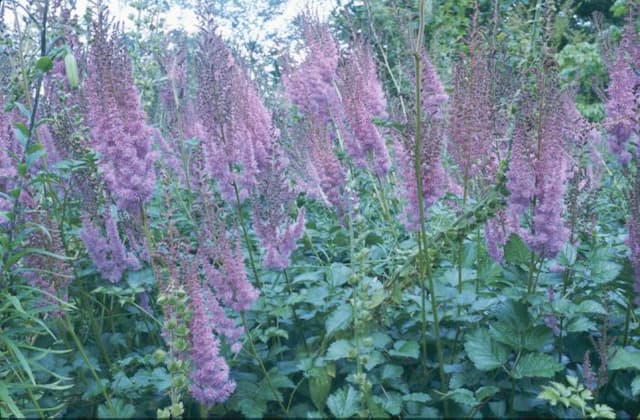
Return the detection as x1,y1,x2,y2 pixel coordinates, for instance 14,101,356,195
325,304,352,338
567,317,597,333
489,322,519,349
576,300,607,315
327,386,361,418
608,346,640,371
465,329,508,371
504,234,532,266
511,353,562,379
381,364,403,381
557,243,577,267
523,326,552,351
329,263,352,287
476,385,499,401
445,388,477,406
590,260,621,284
388,340,419,359
326,339,355,360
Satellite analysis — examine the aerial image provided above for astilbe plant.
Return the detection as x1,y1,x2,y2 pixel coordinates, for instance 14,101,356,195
0,95,18,222
195,14,272,203
604,22,639,165
338,41,390,177
447,4,494,185
85,7,157,213
394,49,448,232
253,144,305,271
281,14,351,216
505,67,570,258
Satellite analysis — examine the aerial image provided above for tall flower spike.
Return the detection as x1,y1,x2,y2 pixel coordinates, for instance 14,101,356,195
447,7,493,181
282,14,341,124
253,145,305,270
85,7,157,212
506,69,570,258
185,255,236,405
604,22,639,165
338,42,391,177
394,50,448,232
195,18,272,203
0,95,19,223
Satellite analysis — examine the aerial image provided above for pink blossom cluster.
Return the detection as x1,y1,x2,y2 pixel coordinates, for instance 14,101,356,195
85,11,157,212
195,25,273,203
394,49,448,232
79,209,140,283
604,23,639,165
338,43,391,176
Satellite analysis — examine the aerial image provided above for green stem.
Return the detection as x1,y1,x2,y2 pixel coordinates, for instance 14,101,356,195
413,2,448,415
283,269,310,353
241,313,288,414
623,293,633,347
232,182,262,289
62,315,115,415
457,176,469,308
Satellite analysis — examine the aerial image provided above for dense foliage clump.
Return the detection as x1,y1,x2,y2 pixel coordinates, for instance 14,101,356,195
0,0,639,418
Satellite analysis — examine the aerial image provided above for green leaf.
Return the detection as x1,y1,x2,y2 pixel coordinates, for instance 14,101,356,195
327,386,361,418
381,364,403,381
608,346,640,371
126,268,154,290
523,326,552,351
489,322,519,349
309,366,333,411
631,376,640,398
476,385,499,401
388,340,419,359
326,339,355,360
557,243,577,267
0,381,23,418
329,263,352,287
382,391,403,415
504,234,532,267
576,300,608,315
590,261,621,284
35,56,53,72
444,388,477,406
465,329,508,371
0,336,35,384
325,304,352,338
511,353,562,379
64,53,80,88
567,317,597,333
97,398,135,418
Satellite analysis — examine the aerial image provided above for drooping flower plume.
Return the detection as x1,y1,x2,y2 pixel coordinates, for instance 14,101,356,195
253,145,305,270
394,49,448,232
338,42,390,176
604,23,639,165
85,7,157,212
195,14,273,203
506,68,570,258
447,8,493,182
